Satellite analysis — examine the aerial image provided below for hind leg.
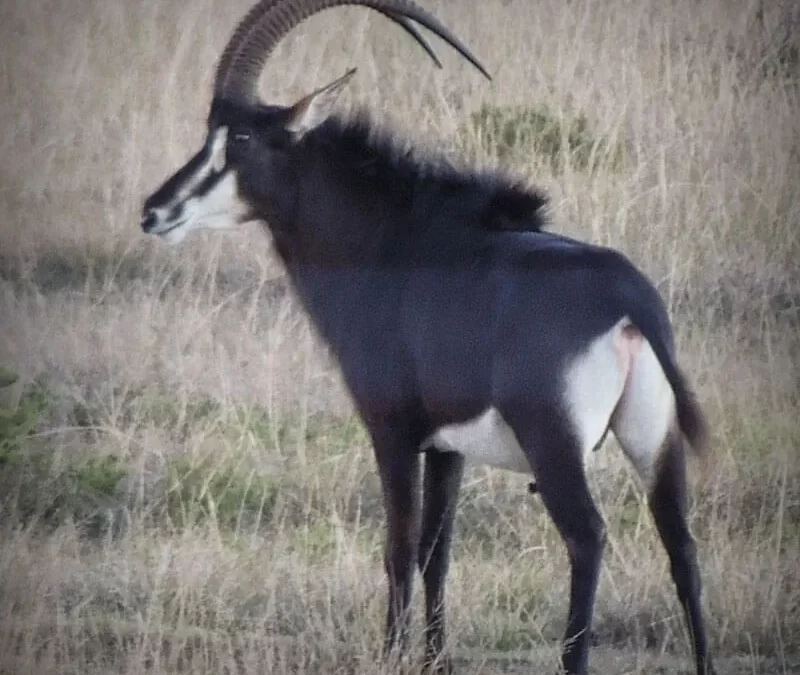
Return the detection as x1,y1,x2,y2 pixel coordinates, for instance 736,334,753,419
528,427,610,495
649,433,715,675
611,341,714,674
503,405,606,675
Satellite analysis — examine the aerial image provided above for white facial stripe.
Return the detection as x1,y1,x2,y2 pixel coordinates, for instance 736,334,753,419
210,126,228,173
150,126,247,244
181,171,249,228
155,170,248,245
162,126,229,214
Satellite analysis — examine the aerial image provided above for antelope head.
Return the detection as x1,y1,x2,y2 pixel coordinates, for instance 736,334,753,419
140,0,490,244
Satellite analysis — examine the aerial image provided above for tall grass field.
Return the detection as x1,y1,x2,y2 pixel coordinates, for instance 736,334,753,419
1,0,799,672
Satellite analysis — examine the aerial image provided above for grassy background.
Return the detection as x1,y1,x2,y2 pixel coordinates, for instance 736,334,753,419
1,0,799,673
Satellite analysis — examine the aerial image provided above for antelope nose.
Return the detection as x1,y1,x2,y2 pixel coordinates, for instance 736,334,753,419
141,209,157,233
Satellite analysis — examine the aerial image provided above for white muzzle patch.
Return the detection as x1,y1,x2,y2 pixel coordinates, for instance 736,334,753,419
145,126,252,244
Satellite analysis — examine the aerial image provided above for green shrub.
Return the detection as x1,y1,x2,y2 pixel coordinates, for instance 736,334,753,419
0,366,18,389
141,394,222,429
461,103,624,173
299,519,338,562
752,3,800,80
166,453,280,531
70,389,224,437
0,376,48,466
0,377,126,534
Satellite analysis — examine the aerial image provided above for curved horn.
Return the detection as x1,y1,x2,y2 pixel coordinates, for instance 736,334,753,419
214,2,442,91
382,11,442,69
214,0,491,104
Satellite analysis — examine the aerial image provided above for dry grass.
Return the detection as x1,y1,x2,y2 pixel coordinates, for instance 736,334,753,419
1,0,799,673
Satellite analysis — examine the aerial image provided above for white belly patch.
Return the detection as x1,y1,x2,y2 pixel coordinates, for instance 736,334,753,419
419,319,676,486
421,407,531,473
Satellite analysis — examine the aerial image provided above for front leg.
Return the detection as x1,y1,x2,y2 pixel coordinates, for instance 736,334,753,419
418,449,464,674
370,420,424,661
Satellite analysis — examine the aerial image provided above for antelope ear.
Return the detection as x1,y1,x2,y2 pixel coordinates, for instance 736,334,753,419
285,68,356,137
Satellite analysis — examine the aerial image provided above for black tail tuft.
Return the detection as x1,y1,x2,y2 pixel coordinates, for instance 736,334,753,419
625,284,710,460
673,372,710,459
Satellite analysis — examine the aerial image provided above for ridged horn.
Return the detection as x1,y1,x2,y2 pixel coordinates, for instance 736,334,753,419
213,0,490,104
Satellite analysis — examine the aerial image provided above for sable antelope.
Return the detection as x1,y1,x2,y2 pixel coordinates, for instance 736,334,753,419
140,2,715,673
